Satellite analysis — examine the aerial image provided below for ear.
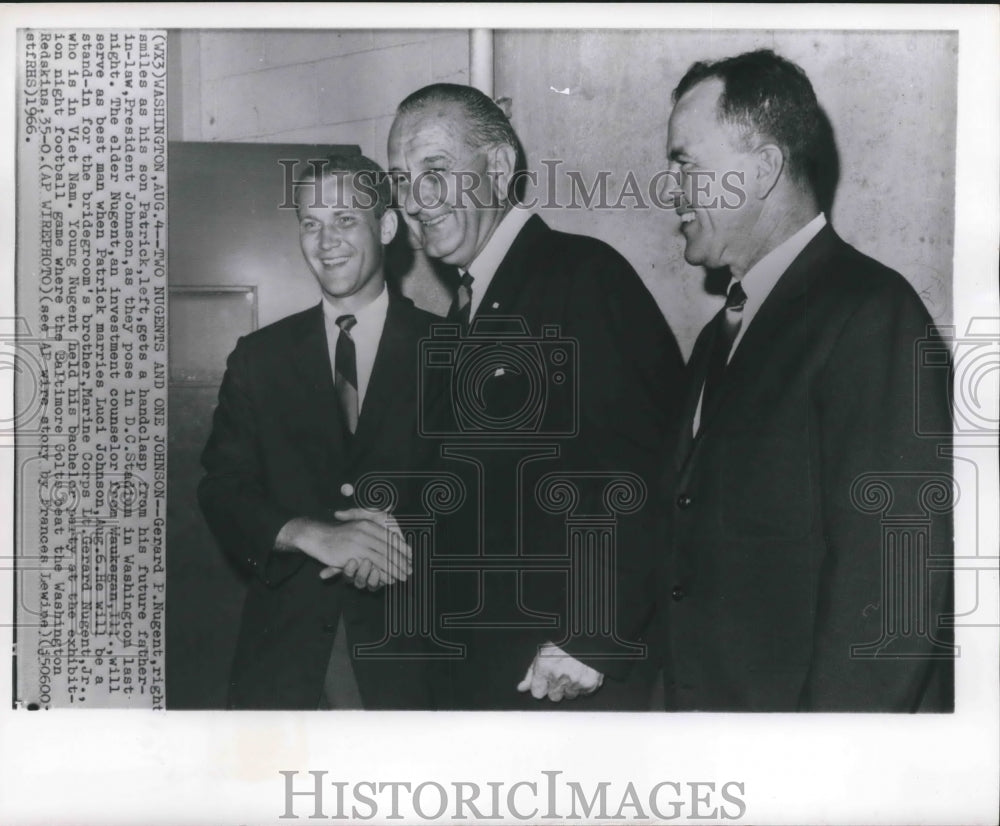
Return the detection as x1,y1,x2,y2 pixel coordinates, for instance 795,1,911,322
754,143,785,199
494,97,514,119
379,208,399,245
399,210,425,250
487,143,517,204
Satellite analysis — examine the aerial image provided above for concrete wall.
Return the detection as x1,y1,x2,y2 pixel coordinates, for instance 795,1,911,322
496,30,957,355
168,29,469,168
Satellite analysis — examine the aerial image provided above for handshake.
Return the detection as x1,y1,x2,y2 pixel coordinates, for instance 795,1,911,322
275,509,605,702
275,508,412,591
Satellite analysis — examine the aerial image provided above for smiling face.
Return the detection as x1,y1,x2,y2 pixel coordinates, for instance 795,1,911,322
667,78,763,276
297,174,397,311
388,103,511,269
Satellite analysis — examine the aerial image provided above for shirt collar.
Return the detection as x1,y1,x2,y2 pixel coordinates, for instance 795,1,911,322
721,212,825,362
322,282,389,328
463,205,535,316
733,212,827,311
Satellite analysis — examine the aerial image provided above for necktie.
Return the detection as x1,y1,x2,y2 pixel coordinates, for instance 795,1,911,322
449,271,474,331
334,314,359,436
701,280,748,413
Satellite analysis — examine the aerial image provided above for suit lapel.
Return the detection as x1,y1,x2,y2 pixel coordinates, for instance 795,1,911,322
721,225,836,385
680,226,838,467
475,214,550,319
287,303,349,462
674,319,720,471
350,293,415,463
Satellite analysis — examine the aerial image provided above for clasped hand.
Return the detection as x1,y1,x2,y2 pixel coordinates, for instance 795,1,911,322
289,509,412,590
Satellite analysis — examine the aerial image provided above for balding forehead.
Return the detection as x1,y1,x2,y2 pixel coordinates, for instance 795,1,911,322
674,77,725,117
400,102,467,132
404,98,466,122
394,104,476,151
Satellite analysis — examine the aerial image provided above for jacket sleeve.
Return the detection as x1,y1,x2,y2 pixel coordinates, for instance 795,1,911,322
197,338,307,587
801,281,954,710
555,247,685,679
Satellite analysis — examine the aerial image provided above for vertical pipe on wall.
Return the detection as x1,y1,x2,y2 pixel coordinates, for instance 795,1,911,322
469,29,494,97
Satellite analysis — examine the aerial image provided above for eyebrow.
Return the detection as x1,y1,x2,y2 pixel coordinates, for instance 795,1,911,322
419,153,454,167
298,207,361,218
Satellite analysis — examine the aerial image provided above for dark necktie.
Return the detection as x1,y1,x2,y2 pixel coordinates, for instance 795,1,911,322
334,314,359,436
701,280,748,413
449,271,474,331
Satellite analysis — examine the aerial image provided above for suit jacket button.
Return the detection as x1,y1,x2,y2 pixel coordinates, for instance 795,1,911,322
340,483,355,497
323,622,338,633
676,494,692,509
671,585,686,602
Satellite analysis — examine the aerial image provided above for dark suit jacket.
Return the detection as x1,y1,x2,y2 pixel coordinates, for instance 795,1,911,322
657,225,954,711
198,292,439,710
429,214,685,709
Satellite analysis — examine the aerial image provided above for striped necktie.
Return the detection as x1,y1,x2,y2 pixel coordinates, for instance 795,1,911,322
701,280,748,413
334,314,359,436
449,271,474,331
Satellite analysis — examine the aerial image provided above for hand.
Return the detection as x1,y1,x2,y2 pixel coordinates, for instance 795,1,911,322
340,557,403,592
277,514,411,589
517,642,604,702
322,508,411,590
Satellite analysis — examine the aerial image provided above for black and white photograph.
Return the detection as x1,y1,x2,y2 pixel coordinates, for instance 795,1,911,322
1,4,998,825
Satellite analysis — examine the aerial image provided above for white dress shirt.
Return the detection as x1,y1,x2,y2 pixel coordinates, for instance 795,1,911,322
322,284,389,412
693,212,827,433
462,204,535,319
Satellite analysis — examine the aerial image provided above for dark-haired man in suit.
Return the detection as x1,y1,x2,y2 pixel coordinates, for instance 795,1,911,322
659,50,953,711
388,83,685,709
199,153,438,710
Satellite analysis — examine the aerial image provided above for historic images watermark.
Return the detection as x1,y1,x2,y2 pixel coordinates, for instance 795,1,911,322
279,770,747,822
277,160,747,213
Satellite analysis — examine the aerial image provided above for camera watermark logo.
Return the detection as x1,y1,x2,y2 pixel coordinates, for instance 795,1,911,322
349,316,648,659
849,472,957,660
850,316,1000,657
350,472,467,660
916,318,999,630
418,317,577,438
915,318,999,437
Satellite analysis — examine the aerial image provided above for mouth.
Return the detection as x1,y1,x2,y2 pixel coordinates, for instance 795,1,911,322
673,191,697,228
419,213,450,229
320,256,351,268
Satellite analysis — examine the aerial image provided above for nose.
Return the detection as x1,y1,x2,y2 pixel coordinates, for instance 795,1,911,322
408,170,446,216
390,171,415,216
404,186,419,216
403,173,433,218
318,225,341,249
660,163,685,209
392,172,420,217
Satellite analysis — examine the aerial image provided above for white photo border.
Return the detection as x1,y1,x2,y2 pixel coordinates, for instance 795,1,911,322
0,4,997,826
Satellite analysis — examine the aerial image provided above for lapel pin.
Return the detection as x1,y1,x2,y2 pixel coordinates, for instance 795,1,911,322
491,301,500,309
